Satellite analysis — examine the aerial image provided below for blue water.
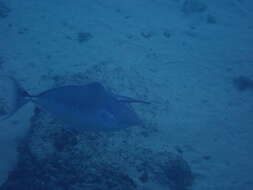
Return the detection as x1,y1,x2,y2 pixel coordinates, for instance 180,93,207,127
0,0,253,189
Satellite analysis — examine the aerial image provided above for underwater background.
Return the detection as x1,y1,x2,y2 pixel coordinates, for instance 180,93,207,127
0,0,253,189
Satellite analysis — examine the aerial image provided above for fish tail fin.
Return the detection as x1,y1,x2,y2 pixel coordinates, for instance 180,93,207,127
0,76,30,121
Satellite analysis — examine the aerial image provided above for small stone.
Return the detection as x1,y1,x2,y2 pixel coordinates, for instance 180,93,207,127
163,30,171,39
141,31,154,39
233,76,253,91
182,0,207,14
0,1,10,18
18,28,29,35
203,155,211,160
206,14,217,24
77,32,93,43
0,56,4,68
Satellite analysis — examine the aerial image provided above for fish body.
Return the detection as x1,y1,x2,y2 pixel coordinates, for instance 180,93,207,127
32,82,144,131
1,77,147,132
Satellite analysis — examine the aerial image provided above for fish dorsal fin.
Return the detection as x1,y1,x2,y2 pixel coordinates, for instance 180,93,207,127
115,95,150,104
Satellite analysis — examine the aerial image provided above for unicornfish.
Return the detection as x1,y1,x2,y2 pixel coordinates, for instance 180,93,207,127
0,76,149,131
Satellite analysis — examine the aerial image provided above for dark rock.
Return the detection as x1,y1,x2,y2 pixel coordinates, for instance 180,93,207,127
182,0,207,15
0,56,4,69
203,155,211,160
206,14,217,24
163,157,194,190
163,30,172,39
137,151,194,190
0,1,10,18
77,32,93,43
141,31,154,39
233,76,253,91
18,28,29,35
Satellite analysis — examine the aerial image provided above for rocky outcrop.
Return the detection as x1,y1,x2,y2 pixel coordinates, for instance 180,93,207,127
1,106,194,190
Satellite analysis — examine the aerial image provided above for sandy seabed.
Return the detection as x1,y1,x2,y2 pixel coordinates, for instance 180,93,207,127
0,0,253,189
